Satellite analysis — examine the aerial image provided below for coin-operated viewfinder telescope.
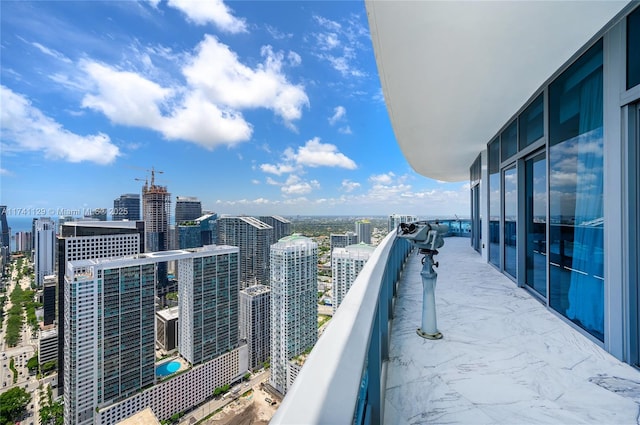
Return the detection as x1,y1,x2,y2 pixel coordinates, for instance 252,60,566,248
397,221,449,339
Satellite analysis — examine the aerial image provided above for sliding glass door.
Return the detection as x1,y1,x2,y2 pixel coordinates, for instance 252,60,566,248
525,153,546,297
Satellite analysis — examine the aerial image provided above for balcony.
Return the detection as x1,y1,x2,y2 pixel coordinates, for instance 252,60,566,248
273,232,640,424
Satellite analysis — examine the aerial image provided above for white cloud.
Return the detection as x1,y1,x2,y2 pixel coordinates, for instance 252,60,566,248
258,137,356,180
167,0,247,33
312,14,369,78
183,36,309,126
159,92,252,147
79,35,308,148
0,168,12,176
260,163,297,176
338,126,352,135
294,138,356,169
314,15,342,32
369,172,396,185
81,61,171,128
30,42,72,63
288,51,302,67
0,86,119,164
341,179,361,192
266,25,292,40
328,106,346,125
281,175,320,196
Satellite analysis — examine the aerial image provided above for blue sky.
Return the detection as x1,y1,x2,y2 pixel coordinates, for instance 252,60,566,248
0,0,469,219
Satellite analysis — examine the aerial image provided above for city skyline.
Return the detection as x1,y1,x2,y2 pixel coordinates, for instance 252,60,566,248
0,0,470,217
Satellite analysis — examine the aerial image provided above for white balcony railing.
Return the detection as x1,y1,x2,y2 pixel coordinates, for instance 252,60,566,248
271,230,412,425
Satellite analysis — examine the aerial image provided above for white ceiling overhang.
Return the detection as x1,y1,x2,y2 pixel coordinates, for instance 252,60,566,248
366,0,632,181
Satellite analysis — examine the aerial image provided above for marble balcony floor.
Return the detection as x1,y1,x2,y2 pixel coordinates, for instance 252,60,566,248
385,237,640,424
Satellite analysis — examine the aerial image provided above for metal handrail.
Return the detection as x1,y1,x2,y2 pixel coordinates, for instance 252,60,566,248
271,230,412,424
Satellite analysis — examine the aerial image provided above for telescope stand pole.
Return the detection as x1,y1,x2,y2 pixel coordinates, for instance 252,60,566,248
417,254,443,340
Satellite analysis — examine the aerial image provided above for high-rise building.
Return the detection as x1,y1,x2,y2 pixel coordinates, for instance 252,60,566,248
42,274,57,325
156,307,179,353
198,213,218,245
113,194,141,221
258,215,292,245
65,257,156,424
142,171,171,253
15,231,32,252
354,219,372,244
178,245,240,365
56,220,144,397
142,170,171,289
388,214,419,233
175,196,202,224
239,285,271,370
269,234,318,395
0,206,10,265
217,216,273,289
176,223,201,249
330,232,358,254
331,243,375,313
34,217,56,286
64,245,242,425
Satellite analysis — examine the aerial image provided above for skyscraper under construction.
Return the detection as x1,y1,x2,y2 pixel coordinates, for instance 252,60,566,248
142,168,171,284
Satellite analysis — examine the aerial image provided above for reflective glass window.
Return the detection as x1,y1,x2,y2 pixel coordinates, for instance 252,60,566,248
525,153,546,297
549,40,604,341
519,94,544,149
628,6,640,89
503,166,517,278
501,121,518,160
488,138,501,268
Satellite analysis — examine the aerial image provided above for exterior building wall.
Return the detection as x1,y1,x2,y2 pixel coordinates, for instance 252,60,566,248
43,274,57,325
65,246,241,424
15,231,32,252
35,218,56,286
354,220,372,244
269,235,318,395
329,232,358,254
216,217,273,289
178,246,240,365
175,197,202,225
113,194,141,221
156,307,178,352
239,285,271,370
464,4,640,364
96,345,248,425
258,216,292,245
331,243,375,313
57,222,143,400
39,329,58,365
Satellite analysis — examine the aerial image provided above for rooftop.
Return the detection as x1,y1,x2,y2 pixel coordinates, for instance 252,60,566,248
385,237,640,423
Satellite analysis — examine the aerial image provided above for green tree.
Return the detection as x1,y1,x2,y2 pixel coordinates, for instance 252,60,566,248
243,372,251,381
0,387,31,424
41,360,57,374
27,354,39,372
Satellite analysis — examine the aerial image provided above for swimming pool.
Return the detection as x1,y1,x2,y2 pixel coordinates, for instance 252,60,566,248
156,360,180,377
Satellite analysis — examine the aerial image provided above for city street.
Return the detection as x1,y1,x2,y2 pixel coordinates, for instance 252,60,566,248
1,259,41,424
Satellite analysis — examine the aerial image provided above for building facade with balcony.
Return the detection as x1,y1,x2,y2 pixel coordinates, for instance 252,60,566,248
273,3,640,424
367,1,640,367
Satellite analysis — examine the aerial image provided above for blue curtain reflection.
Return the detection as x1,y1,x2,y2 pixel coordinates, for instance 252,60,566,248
549,42,604,341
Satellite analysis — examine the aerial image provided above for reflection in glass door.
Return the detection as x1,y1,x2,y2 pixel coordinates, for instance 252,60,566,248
635,104,640,366
471,184,481,252
503,166,517,278
525,153,547,297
